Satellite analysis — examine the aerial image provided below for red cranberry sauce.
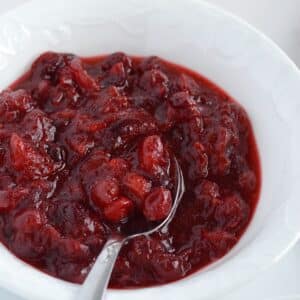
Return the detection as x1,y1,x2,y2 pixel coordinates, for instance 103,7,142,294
0,52,260,287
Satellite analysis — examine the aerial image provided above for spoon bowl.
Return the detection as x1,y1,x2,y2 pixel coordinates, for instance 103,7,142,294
76,158,185,300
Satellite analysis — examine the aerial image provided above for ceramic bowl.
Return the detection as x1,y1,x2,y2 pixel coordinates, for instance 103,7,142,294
0,0,299,299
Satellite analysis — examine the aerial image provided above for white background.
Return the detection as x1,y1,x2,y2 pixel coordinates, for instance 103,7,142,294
0,1,299,299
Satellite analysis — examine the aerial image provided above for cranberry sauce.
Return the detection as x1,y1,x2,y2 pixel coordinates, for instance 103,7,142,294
0,52,260,287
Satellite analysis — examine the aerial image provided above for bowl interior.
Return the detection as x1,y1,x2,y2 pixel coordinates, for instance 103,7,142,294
0,0,299,300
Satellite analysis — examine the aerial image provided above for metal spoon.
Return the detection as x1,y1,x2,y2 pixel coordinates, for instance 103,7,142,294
76,158,185,300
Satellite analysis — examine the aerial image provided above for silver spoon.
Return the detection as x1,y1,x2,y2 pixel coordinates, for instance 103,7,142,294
76,158,185,300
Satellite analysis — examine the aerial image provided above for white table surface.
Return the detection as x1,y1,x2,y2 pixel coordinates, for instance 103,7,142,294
0,1,299,299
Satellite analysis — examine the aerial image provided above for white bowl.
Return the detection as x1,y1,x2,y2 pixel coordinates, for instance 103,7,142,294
0,0,300,300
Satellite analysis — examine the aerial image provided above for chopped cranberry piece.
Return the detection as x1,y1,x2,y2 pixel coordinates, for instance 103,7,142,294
31,52,65,81
80,150,110,175
169,91,195,108
0,191,9,211
214,194,248,231
14,209,43,231
104,197,134,222
0,187,29,212
22,109,56,144
139,69,169,99
140,135,167,175
123,172,152,203
41,224,61,248
238,169,257,192
202,229,237,259
12,210,45,258
51,109,76,126
10,133,60,179
66,134,94,156
176,74,200,96
108,158,129,178
58,238,90,261
78,120,106,133
0,89,35,122
143,187,172,221
103,62,127,86
101,94,129,114
188,142,208,179
91,177,119,208
68,57,98,91
151,252,191,282
127,236,165,263
194,180,221,219
101,52,132,73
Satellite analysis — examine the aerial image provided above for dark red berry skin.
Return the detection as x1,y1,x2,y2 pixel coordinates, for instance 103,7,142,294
0,52,260,288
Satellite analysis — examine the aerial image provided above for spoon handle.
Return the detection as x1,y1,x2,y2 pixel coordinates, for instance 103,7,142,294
76,239,123,300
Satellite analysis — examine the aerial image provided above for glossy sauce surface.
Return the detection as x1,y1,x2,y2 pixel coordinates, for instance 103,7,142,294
0,52,260,287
